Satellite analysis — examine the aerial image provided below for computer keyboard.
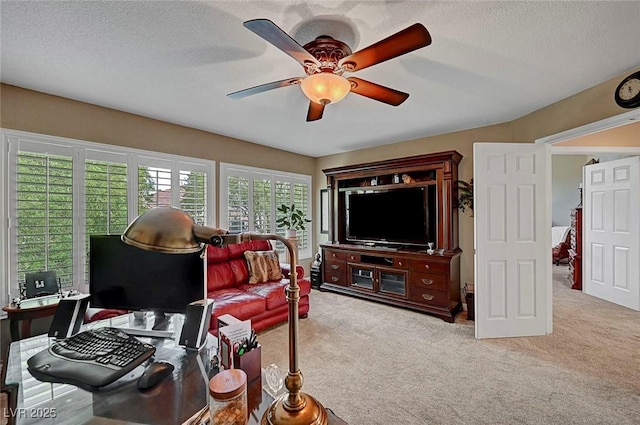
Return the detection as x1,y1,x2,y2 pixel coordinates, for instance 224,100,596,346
27,327,156,391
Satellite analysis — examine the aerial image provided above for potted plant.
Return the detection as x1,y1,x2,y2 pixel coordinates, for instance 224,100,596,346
276,203,311,238
457,179,474,216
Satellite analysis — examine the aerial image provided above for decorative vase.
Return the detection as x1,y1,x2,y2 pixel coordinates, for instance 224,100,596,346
285,229,297,239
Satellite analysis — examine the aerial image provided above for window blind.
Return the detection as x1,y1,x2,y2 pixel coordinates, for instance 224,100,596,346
220,163,312,259
16,152,74,290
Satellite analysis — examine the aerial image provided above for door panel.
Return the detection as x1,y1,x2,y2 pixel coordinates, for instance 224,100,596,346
474,143,548,338
584,157,639,310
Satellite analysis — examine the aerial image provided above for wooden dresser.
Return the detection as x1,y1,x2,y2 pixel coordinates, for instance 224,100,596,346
569,207,582,290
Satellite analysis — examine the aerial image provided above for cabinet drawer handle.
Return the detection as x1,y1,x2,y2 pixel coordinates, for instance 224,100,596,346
332,253,337,258
422,294,434,301
330,264,339,270
398,261,403,266
424,264,430,270
349,256,355,260
331,277,339,282
421,278,434,285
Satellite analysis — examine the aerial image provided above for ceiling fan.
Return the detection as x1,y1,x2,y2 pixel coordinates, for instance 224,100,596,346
227,19,432,121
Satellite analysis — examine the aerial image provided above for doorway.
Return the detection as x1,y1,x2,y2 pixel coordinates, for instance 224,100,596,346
541,109,640,316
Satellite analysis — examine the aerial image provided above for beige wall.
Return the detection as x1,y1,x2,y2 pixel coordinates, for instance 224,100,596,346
2,65,638,296
556,121,640,147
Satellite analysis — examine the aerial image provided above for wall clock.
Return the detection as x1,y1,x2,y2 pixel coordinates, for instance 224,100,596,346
614,70,640,109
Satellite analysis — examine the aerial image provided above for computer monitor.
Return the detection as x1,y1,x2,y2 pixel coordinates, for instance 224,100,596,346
89,235,206,315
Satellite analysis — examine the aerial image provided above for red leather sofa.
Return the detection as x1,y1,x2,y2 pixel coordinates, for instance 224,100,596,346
205,239,311,335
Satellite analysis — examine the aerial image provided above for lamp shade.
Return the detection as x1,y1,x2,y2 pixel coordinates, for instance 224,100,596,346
121,206,202,254
300,73,351,105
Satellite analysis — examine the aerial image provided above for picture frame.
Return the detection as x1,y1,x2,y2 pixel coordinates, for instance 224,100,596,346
320,189,329,234
24,270,60,299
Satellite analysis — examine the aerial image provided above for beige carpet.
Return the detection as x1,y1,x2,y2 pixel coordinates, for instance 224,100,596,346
259,265,640,425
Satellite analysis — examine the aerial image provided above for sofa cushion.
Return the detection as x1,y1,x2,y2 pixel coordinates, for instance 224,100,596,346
239,277,312,310
208,288,266,321
206,240,274,291
244,250,284,283
228,240,272,260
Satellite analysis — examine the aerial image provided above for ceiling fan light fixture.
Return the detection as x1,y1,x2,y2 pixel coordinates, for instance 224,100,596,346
300,72,351,105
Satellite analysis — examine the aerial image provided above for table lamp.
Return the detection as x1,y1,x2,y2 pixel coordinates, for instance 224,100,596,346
122,206,328,425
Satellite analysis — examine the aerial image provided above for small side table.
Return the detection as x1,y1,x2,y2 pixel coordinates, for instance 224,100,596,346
2,296,60,341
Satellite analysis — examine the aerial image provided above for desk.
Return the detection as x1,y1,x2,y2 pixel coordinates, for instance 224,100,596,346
3,314,348,425
2,296,60,341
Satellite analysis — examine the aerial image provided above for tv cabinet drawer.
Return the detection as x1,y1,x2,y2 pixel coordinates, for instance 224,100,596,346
409,287,449,307
346,253,360,262
409,259,448,274
325,259,346,273
393,258,408,269
409,272,448,291
324,259,347,286
325,250,347,261
324,270,347,286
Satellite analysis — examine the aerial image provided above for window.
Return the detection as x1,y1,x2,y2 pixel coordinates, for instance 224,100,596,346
2,130,214,305
220,163,312,259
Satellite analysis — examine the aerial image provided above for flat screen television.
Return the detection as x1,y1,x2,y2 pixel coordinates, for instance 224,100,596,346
345,186,436,247
89,235,205,314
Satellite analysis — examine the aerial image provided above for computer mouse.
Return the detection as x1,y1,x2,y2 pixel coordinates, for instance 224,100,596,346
137,361,174,390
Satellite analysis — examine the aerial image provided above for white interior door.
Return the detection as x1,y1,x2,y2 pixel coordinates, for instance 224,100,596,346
583,157,640,310
474,143,549,339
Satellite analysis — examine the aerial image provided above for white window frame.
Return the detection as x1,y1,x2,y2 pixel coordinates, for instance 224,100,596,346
220,163,312,259
1,129,215,312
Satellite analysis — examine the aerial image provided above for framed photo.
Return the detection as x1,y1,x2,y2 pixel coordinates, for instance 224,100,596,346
320,189,329,234
24,270,60,299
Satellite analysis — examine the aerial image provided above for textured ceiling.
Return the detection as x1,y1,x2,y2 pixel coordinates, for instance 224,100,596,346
2,1,640,157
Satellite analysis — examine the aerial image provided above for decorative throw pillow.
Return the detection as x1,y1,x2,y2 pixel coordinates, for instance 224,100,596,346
244,250,284,284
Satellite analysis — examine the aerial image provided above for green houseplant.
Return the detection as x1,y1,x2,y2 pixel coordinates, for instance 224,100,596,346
457,179,474,216
276,203,311,237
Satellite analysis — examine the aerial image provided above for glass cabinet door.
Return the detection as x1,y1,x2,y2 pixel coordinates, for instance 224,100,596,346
379,270,406,297
350,265,374,290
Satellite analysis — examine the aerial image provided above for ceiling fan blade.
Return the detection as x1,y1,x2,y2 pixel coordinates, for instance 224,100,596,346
339,23,431,72
306,101,325,122
347,77,409,106
244,19,320,68
227,77,302,99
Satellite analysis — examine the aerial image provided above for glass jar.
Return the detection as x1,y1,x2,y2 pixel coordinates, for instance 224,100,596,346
208,369,248,425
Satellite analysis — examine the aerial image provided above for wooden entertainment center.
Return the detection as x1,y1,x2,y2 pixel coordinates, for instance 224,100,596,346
321,151,462,322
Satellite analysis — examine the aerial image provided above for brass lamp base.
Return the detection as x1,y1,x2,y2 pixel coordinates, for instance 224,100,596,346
261,392,328,425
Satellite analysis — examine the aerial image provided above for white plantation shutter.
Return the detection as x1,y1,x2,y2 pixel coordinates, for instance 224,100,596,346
274,181,293,256
84,157,129,281
180,169,207,225
220,163,312,259
138,165,172,213
85,159,129,235
253,176,273,234
294,182,310,253
15,151,74,290
227,174,250,233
